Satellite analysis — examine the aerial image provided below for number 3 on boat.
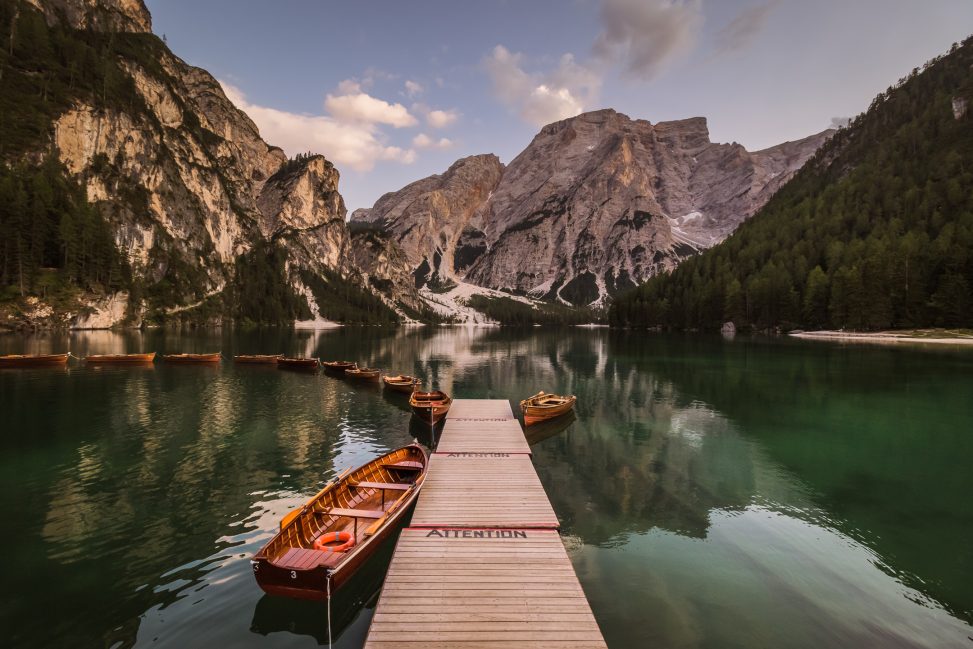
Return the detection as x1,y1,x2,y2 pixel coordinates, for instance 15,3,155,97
250,444,428,599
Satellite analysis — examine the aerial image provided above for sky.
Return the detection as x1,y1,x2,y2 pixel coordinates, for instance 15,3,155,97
145,0,973,213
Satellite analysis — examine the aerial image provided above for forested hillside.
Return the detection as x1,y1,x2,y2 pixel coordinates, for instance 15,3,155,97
610,37,973,331
0,1,419,328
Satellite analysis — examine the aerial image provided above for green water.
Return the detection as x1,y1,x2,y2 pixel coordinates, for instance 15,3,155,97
1,328,971,648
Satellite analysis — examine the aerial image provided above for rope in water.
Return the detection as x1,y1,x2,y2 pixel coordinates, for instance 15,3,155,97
326,571,332,649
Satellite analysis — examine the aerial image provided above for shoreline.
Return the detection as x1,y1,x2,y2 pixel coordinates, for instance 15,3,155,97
789,330,973,346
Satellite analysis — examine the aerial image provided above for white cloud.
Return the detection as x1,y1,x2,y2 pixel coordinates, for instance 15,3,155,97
426,108,459,128
593,0,702,79
221,81,416,172
484,45,600,127
412,133,454,149
404,80,424,98
714,1,780,55
324,80,418,127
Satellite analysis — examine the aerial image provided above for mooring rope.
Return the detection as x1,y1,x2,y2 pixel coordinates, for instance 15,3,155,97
326,571,333,649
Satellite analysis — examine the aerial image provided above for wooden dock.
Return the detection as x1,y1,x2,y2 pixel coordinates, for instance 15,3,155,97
364,399,607,648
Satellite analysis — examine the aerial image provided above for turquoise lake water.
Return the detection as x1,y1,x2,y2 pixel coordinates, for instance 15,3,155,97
1,327,971,648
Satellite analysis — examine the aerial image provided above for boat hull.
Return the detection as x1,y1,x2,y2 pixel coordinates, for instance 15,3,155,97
409,391,452,424
85,353,156,364
322,362,356,375
234,355,282,364
252,497,414,599
278,358,319,371
252,445,427,600
346,368,381,382
384,375,421,394
521,394,577,427
0,353,69,367
163,353,221,363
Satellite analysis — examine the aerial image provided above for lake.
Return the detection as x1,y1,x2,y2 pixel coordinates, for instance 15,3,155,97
1,327,971,648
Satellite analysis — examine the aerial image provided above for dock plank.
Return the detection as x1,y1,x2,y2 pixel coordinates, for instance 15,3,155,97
364,399,604,648
447,398,515,421
410,454,559,528
436,418,531,455
364,529,606,649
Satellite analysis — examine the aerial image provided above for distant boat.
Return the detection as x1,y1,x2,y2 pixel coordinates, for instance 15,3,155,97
85,352,156,364
322,361,357,374
279,357,319,371
251,444,428,600
234,354,282,364
520,391,577,426
162,353,222,363
409,390,452,424
0,353,70,367
383,374,421,393
346,367,381,382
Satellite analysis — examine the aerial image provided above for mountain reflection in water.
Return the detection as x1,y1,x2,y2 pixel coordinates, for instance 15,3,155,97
1,327,970,648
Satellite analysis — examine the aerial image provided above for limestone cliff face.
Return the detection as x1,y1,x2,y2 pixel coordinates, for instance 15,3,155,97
27,0,151,32
257,156,348,273
351,155,504,288
345,227,427,316
357,109,831,306
27,0,419,326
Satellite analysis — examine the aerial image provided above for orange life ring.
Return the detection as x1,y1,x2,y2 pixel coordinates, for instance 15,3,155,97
313,530,355,553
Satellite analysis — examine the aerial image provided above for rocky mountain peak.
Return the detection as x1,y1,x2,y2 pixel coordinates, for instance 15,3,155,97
350,153,505,289
27,0,151,32
365,108,832,307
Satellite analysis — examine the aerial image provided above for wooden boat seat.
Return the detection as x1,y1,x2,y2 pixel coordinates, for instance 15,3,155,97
351,481,411,491
327,507,385,519
387,461,423,471
275,547,336,570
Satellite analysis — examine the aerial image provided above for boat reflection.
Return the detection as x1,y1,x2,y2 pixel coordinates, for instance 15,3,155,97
523,410,576,446
381,388,412,414
408,415,443,449
249,526,400,644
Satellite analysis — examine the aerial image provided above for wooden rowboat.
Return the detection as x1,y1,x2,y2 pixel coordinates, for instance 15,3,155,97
252,444,428,600
234,354,282,364
322,361,357,374
85,352,156,364
279,357,319,371
383,374,421,393
162,353,222,363
409,390,452,424
520,390,577,426
0,353,70,367
346,367,381,382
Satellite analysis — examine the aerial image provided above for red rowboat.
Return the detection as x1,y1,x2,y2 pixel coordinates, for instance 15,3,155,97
409,390,452,424
322,361,357,374
251,444,428,600
0,353,70,367
520,391,577,426
162,353,222,363
234,354,282,364
346,367,381,382
279,357,319,371
85,353,156,364
383,374,421,393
